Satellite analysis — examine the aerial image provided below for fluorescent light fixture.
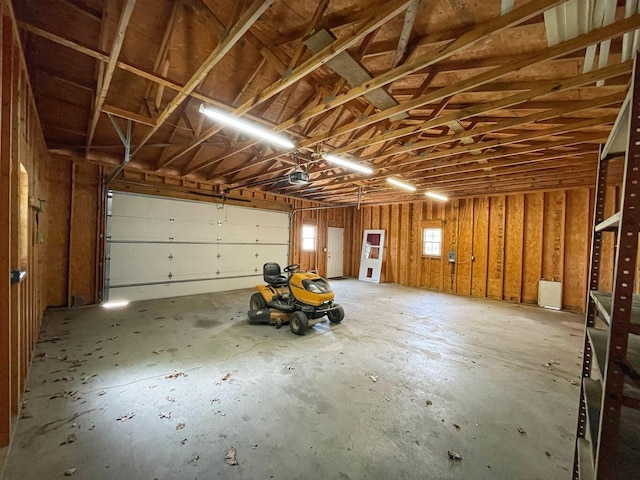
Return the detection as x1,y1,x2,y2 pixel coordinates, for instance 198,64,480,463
199,104,295,149
387,177,416,192
324,154,373,174
103,300,129,309
425,191,448,201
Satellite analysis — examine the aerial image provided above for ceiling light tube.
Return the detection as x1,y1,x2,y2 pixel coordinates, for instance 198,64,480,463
324,154,373,174
387,177,416,192
425,191,448,201
199,104,295,149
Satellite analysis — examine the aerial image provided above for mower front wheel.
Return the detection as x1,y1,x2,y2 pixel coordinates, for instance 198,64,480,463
327,305,345,324
249,293,267,312
290,311,309,336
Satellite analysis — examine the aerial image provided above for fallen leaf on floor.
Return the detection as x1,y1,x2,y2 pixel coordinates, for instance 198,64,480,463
250,444,258,450
448,451,462,460
166,372,186,379
60,433,77,445
166,396,175,402
225,447,238,466
368,375,378,382
98,390,107,396
116,413,135,422
152,349,165,354
64,467,77,476
176,423,185,430
453,424,461,430
222,373,231,381
426,400,433,406
518,427,526,434
159,411,171,419
545,451,552,457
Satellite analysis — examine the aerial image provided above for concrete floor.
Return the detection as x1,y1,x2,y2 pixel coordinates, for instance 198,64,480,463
2,280,585,480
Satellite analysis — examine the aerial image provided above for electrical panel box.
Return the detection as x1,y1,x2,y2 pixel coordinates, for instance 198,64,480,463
447,251,456,263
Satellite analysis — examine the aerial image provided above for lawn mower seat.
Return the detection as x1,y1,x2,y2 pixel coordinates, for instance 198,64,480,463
263,262,289,288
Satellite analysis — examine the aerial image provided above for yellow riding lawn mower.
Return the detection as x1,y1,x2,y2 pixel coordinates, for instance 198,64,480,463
247,262,344,335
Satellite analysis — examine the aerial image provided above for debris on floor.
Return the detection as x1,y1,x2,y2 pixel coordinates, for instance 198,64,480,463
448,450,462,460
60,433,76,445
518,427,526,434
176,422,185,430
222,372,231,381
116,413,135,422
453,423,461,430
368,374,378,382
166,372,186,379
159,411,171,419
64,467,77,476
425,400,432,406
225,447,238,466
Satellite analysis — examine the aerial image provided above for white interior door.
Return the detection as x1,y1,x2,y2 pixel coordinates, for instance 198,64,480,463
326,227,344,278
358,229,385,283
106,191,289,302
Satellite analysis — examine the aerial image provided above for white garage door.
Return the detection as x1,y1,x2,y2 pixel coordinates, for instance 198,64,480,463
105,191,289,302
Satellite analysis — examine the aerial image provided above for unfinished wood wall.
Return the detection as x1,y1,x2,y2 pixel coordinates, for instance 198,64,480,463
345,189,593,312
44,156,101,307
0,0,51,448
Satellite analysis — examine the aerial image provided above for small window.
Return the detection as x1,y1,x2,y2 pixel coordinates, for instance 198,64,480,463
422,228,442,257
302,224,316,252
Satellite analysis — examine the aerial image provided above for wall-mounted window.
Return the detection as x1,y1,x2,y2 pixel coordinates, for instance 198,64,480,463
422,227,442,257
302,224,316,252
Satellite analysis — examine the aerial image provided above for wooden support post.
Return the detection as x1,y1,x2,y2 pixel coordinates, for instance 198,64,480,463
0,10,13,447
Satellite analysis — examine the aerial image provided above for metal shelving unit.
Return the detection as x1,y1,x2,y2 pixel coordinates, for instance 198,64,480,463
572,51,640,479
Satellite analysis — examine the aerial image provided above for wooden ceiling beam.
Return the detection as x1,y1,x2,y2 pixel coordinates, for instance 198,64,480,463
304,146,595,195
86,0,137,152
162,0,414,172
296,13,640,151
15,21,286,132
330,60,631,156
391,0,421,69
275,0,566,137
233,4,625,178
358,113,617,163
279,133,605,191
131,0,275,156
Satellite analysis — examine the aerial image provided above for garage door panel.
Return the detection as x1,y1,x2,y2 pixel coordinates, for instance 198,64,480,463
110,217,176,242
106,192,289,301
256,225,289,243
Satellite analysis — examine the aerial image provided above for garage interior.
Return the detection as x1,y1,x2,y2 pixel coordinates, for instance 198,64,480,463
1,0,639,478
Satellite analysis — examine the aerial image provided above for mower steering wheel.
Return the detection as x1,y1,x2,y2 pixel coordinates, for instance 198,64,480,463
283,264,300,273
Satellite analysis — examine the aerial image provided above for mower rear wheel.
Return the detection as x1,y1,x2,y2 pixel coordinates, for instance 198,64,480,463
249,293,267,312
327,305,344,324
289,311,309,336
